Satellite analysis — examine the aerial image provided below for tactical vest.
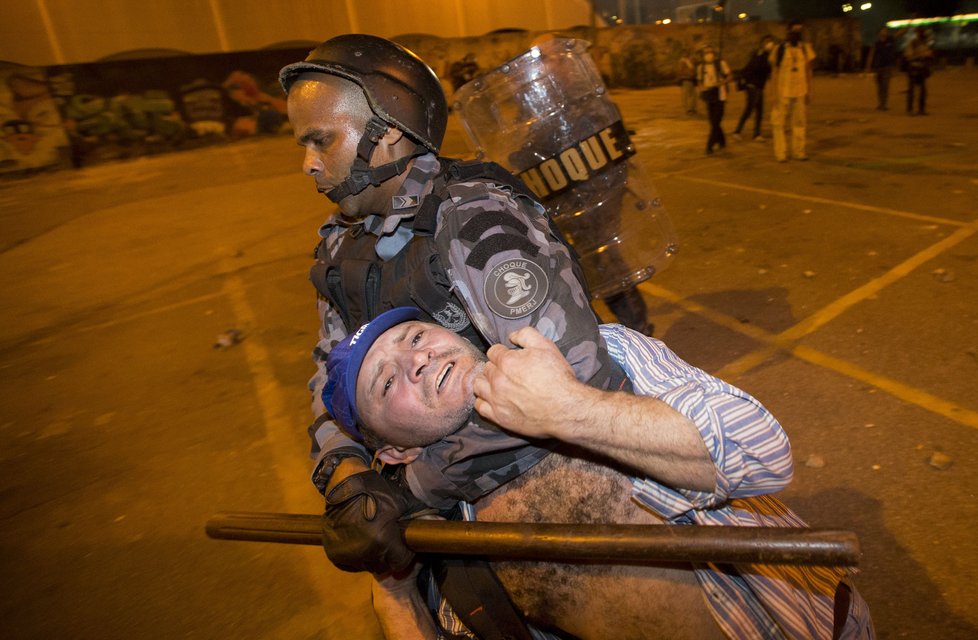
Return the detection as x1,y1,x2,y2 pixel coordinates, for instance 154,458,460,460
309,158,589,345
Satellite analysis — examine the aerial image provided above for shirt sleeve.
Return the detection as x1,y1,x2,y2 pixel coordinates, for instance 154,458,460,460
603,325,794,519
653,380,794,510
433,180,610,385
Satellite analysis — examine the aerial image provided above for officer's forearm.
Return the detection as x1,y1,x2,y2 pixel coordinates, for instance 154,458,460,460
548,385,716,492
475,327,715,492
371,571,438,640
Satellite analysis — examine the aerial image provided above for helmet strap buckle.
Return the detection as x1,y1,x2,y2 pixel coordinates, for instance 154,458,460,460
325,114,425,203
363,116,390,144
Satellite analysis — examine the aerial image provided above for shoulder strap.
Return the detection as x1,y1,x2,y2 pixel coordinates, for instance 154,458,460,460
413,158,465,236
308,224,384,330
432,556,534,640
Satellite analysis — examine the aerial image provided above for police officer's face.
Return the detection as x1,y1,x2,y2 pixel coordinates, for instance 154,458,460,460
356,321,486,448
287,73,402,217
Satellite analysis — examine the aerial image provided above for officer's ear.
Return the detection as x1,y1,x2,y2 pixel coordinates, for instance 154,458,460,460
375,125,408,163
379,125,405,147
376,444,423,465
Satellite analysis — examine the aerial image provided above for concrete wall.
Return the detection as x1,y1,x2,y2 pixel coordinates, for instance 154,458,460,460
0,0,595,67
591,18,863,87
0,18,862,177
402,18,863,97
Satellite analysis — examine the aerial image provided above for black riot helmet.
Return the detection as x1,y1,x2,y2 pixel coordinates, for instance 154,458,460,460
280,35,448,203
280,34,447,151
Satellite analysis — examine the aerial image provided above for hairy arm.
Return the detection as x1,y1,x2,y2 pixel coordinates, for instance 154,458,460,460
473,326,715,492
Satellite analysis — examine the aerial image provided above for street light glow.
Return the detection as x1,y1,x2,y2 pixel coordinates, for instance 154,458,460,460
888,13,978,27
842,3,853,12
861,2,872,10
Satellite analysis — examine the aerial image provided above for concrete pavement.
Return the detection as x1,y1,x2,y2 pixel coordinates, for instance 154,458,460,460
1,66,976,638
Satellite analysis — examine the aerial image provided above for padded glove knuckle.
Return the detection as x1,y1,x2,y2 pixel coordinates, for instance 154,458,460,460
319,470,417,575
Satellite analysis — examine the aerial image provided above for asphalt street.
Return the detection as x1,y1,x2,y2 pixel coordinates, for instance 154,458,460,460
1,66,977,639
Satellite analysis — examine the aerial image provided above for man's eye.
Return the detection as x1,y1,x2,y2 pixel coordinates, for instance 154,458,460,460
411,331,424,347
304,134,331,150
383,376,393,396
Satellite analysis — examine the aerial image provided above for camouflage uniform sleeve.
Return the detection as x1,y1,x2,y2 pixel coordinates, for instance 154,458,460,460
403,181,621,510
433,180,613,386
306,224,371,483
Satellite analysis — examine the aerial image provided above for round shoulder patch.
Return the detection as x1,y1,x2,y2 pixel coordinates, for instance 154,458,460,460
483,258,550,319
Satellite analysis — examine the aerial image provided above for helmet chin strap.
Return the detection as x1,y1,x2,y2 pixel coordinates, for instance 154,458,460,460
326,116,426,203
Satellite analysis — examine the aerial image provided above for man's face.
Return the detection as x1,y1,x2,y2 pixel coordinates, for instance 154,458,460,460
356,321,486,448
286,73,385,217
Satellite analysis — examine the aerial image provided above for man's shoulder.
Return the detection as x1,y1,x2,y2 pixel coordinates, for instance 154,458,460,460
432,181,543,254
313,216,374,261
444,177,506,199
437,177,536,218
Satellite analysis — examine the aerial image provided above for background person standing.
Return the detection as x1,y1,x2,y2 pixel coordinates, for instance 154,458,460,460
733,35,774,141
904,27,934,115
865,27,899,111
769,20,816,162
696,45,732,155
678,49,698,115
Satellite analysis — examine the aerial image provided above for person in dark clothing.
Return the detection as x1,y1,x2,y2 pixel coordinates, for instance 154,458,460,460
903,27,934,115
733,35,774,141
865,28,899,110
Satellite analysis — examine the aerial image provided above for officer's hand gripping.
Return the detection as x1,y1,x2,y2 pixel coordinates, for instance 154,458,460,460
322,470,429,575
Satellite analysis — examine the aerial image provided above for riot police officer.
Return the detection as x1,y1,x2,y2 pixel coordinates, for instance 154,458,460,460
279,34,627,577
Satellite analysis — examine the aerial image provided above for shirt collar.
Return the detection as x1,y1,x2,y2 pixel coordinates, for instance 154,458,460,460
361,153,440,237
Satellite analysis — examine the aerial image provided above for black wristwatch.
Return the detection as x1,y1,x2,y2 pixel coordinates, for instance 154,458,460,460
312,447,373,495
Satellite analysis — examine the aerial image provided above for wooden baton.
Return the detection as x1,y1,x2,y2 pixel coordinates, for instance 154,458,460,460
205,511,860,566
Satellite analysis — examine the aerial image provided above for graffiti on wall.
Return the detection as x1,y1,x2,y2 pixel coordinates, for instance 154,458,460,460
0,48,303,173
0,65,71,174
48,69,288,166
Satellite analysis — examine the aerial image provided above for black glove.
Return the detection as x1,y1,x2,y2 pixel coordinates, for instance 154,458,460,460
322,470,427,575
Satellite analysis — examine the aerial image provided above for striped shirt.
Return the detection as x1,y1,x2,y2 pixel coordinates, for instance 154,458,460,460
604,323,872,639
432,324,874,639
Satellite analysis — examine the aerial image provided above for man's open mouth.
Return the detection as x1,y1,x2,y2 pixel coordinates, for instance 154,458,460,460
436,362,454,392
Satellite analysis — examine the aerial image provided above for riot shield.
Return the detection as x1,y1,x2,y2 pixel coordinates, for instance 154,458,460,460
452,37,677,300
